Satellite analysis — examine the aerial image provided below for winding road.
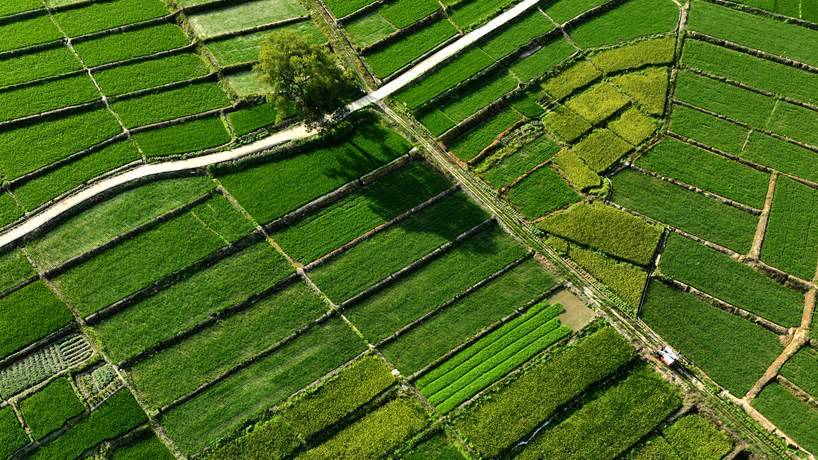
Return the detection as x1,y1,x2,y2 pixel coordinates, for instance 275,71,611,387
0,0,539,250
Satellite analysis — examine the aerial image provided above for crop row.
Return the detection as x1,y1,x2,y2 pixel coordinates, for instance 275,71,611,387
0,335,92,401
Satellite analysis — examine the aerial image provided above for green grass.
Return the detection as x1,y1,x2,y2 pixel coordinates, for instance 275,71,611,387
93,53,210,97
310,191,489,303
227,103,279,135
781,347,818,399
207,20,324,67
480,11,555,61
505,166,580,219
130,282,327,410
74,24,190,67
0,282,72,360
448,0,518,29
111,434,173,460
509,37,575,82
682,38,818,107
572,129,632,172
669,104,749,155
517,366,682,460
565,83,630,124
19,378,85,440
637,138,769,208
188,0,306,39
767,101,818,148
0,74,100,123
753,383,818,454
366,19,458,78
543,0,608,23
642,281,782,395
396,48,496,109
96,242,293,363
449,107,522,161
541,60,602,101
568,244,647,308
54,195,254,315
111,82,229,128
674,71,775,128
611,169,758,253
542,104,593,143
608,107,656,145
0,249,34,294
53,0,168,37
610,67,669,116
272,161,450,264
660,233,804,326
762,176,818,280
741,132,818,184
0,46,82,88
218,121,410,224
589,36,676,73
30,389,147,460
553,149,602,190
0,406,29,458
27,176,213,271
133,116,232,158
538,201,662,265
345,225,527,342
568,0,679,49
688,0,818,68
300,397,429,459
0,15,62,53
383,258,557,375
480,136,560,189
456,327,635,457
160,318,366,455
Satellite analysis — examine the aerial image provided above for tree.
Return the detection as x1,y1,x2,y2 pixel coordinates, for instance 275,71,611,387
256,30,358,128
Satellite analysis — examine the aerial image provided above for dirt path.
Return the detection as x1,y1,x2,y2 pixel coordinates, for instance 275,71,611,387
749,172,778,260
0,0,541,250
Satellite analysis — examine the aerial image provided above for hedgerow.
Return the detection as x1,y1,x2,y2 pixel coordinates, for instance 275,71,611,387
309,191,488,303
610,67,669,116
455,327,635,457
505,165,580,219
509,37,575,83
608,107,656,145
753,383,818,454
0,15,62,54
641,281,782,395
565,83,630,124
0,46,82,88
553,149,601,190
538,201,661,265
74,24,190,67
481,136,560,189
572,129,632,172
19,377,85,439
541,60,602,101
568,0,679,49
542,104,592,143
669,104,749,155
53,0,169,37
0,405,28,458
134,115,231,158
0,281,72,360
761,176,818,280
0,249,34,293
94,53,210,97
111,82,230,128
637,138,769,208
674,70,774,127
589,36,676,73
741,132,818,184
0,74,100,123
396,48,496,109
449,107,521,161
611,169,758,253
97,241,294,363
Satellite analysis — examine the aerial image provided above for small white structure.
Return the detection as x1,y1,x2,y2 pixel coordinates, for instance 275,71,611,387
658,346,680,367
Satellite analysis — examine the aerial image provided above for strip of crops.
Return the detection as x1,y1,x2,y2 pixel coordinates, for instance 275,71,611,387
0,0,41,17
130,283,327,410
741,132,818,184
384,258,557,376
509,36,574,82
367,19,459,78
111,82,229,128
0,249,34,294
447,0,518,30
13,141,141,212
568,0,679,49
687,0,818,68
0,74,100,123
0,194,23,230
675,71,775,128
227,103,278,135
160,318,366,455
669,105,749,155
567,243,647,308
0,281,72,360
0,46,82,88
29,390,147,460
96,242,294,363
74,24,191,68
310,191,488,303
418,302,569,413
455,327,633,457
637,138,770,208
0,15,62,54
214,355,395,458
610,67,669,116
611,169,757,253
379,0,440,29
449,107,522,161
345,225,527,342
480,136,559,189
300,396,429,459
134,115,231,158
324,0,376,18
631,414,733,459
505,165,580,219
517,366,681,459
94,53,209,97
272,162,450,264
538,201,661,265
19,377,85,439
661,233,804,326
682,39,818,107
53,195,254,315
207,21,324,68
27,176,214,270
0,406,28,458
395,48,496,109
573,129,632,172
188,0,306,39
219,121,411,224
762,176,818,280
781,347,818,399
589,35,676,73
53,0,168,37
752,383,818,454
641,281,782,395
767,102,818,148
480,11,554,61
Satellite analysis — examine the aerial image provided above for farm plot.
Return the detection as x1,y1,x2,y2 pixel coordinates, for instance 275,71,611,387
610,67,669,116
417,301,570,413
543,0,608,23
110,433,173,460
767,102,818,148
73,24,192,67
395,48,496,109
187,0,307,39
110,82,230,128
19,377,86,440
449,107,523,161
447,0,520,30
0,15,62,54
0,406,28,458
571,129,633,172
0,74,102,123
0,46,82,89
227,102,279,135
674,71,775,128
542,105,593,143
478,135,560,189
761,176,818,280
0,194,23,229
206,20,324,68
360,18,458,78
608,107,657,145
641,281,782,395
93,53,210,97
508,35,575,82
565,83,630,125
504,165,580,219
781,347,818,399
52,0,169,37
630,413,733,459
0,282,73,361
0,248,34,294
567,0,679,49
589,35,676,73
0,0,42,18
740,132,818,184
669,104,749,155
133,116,231,158
542,60,602,101
564,243,648,309
323,0,378,18
753,383,818,454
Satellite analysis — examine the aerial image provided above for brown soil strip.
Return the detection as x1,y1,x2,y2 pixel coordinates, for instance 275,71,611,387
749,172,778,260
552,288,596,331
745,328,808,401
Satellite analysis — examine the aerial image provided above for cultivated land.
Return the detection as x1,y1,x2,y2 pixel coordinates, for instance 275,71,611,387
0,0,816,458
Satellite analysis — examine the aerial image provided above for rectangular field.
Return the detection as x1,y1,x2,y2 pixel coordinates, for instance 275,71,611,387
669,104,749,155
761,176,818,280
